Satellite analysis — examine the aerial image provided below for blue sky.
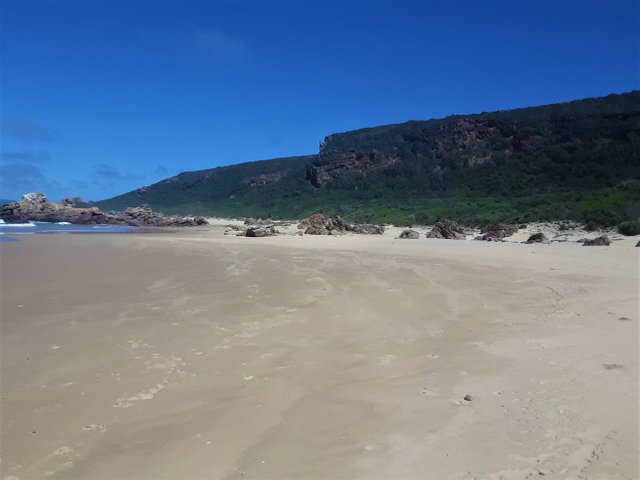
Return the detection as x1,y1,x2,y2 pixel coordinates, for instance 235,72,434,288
1,0,638,202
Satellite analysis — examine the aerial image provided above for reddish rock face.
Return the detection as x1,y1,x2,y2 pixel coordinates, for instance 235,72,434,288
307,151,399,187
245,171,285,188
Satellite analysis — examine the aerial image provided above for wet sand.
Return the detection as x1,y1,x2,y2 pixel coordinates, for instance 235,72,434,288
1,229,638,479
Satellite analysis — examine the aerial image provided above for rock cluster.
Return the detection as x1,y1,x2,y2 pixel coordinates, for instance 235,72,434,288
474,223,518,241
243,217,291,227
118,205,208,227
398,229,420,239
245,226,277,237
581,235,610,246
0,193,208,227
425,220,466,240
297,213,384,235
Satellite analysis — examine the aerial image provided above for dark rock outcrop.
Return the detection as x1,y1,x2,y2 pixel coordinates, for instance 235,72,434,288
119,205,208,227
245,226,277,237
525,232,548,244
581,235,610,246
426,220,466,240
0,193,208,227
351,224,385,235
297,213,348,235
475,223,518,241
297,213,384,235
636,240,640,247
398,229,420,239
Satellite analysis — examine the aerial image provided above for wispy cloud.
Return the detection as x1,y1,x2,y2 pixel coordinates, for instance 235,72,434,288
0,162,46,193
93,164,145,182
1,150,51,162
1,116,55,144
69,179,89,190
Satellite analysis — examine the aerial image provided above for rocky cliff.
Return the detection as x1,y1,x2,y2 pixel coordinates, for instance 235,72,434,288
307,150,399,186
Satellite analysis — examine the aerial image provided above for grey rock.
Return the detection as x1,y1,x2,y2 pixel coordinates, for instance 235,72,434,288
245,226,277,237
475,223,518,241
298,213,384,235
426,220,466,240
581,235,610,246
0,192,209,227
525,232,548,244
398,229,420,239
351,223,385,235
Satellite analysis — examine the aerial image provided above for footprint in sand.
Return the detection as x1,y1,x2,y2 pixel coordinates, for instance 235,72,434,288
53,446,73,456
420,388,439,397
602,363,624,370
113,382,167,408
378,355,397,365
83,424,106,433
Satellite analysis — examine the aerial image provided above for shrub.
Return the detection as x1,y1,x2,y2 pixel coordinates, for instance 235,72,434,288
618,220,640,236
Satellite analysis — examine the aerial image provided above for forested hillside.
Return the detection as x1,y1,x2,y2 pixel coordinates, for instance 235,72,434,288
97,92,640,227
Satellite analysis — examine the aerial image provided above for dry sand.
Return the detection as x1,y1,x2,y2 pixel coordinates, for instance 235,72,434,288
0,225,638,479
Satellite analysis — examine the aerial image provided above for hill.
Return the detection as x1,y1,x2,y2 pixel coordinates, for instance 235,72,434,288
97,92,640,227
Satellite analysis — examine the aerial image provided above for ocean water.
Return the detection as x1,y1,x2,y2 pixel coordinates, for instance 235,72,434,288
0,220,138,238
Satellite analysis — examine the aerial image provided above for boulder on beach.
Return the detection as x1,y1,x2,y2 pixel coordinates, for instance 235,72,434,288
298,213,348,235
525,232,549,244
398,229,420,239
426,220,466,240
297,213,384,235
475,223,518,241
351,223,385,235
245,226,277,237
581,235,610,246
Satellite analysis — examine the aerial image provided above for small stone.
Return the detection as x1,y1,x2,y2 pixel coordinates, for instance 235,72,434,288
463,394,473,401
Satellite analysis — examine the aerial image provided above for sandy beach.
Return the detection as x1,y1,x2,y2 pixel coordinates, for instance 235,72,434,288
1,225,638,479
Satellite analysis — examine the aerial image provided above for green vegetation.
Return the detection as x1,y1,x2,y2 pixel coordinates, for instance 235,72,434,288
618,220,640,236
97,92,640,227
